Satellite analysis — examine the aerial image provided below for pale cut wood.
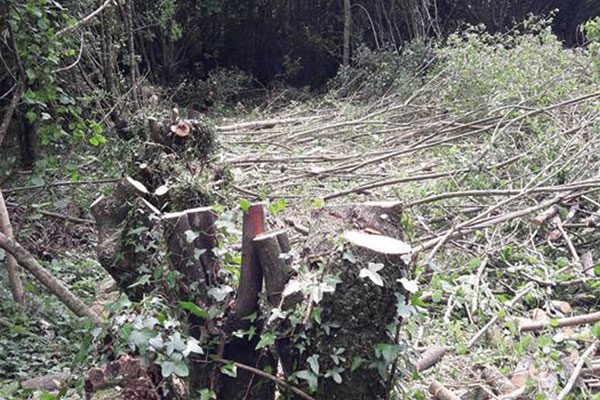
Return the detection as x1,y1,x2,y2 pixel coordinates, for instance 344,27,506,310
126,176,149,195
429,380,461,400
343,230,412,254
416,347,447,372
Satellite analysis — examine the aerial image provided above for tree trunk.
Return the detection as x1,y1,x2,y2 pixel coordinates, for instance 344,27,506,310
343,0,352,67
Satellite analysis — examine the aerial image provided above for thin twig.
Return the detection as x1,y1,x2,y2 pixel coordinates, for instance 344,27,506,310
214,358,316,400
557,343,596,400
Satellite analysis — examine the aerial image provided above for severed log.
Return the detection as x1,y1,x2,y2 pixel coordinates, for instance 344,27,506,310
162,210,209,301
416,347,448,372
85,356,159,400
146,113,216,162
163,207,220,394
300,201,411,400
187,207,220,287
520,310,600,332
254,230,297,377
429,381,461,400
221,203,275,400
235,203,266,319
254,230,292,307
481,365,517,396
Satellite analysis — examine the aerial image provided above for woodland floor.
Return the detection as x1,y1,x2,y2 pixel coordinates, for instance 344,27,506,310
2,32,600,399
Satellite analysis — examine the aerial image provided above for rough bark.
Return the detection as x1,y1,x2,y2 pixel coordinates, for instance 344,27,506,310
220,203,276,400
254,230,292,307
163,210,209,302
301,201,410,400
90,177,158,300
0,189,24,305
343,0,352,67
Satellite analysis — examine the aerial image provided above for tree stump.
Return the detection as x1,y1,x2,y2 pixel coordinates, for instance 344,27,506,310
90,177,160,300
301,201,411,399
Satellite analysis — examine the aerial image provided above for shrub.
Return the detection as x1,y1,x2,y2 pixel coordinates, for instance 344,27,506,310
432,17,596,110
329,40,433,99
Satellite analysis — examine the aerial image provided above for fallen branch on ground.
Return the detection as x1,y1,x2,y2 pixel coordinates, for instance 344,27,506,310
519,311,600,332
0,231,100,324
557,343,596,400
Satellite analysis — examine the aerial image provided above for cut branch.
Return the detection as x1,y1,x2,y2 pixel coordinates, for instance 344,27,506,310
0,189,24,305
519,311,600,332
0,231,99,323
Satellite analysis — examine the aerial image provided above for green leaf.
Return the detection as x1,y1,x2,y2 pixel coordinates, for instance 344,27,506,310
592,323,600,340
221,362,237,378
256,331,276,350
268,198,287,216
128,274,151,289
311,307,322,325
307,354,320,375
295,370,318,392
351,356,363,371
183,338,204,356
199,389,217,400
239,199,251,213
179,301,209,319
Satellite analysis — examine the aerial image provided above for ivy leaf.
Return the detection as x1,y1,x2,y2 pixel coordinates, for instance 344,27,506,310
208,285,234,302
183,338,204,357
148,335,164,351
166,332,186,356
172,359,189,377
359,263,386,286
179,301,209,319
399,278,419,293
307,354,320,375
185,230,200,243
221,362,237,378
161,361,175,378
239,199,251,213
161,360,189,378
256,332,276,350
295,370,318,392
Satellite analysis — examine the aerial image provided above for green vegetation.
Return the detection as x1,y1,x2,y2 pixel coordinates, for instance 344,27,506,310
1,2,600,399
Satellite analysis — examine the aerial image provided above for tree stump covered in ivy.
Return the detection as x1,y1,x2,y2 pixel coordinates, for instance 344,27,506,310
299,201,412,399
90,184,412,399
